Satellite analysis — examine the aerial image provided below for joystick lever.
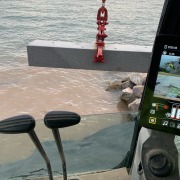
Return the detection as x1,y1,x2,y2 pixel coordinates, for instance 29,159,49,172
44,111,81,180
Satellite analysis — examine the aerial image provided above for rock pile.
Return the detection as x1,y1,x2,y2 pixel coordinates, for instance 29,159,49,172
106,73,147,111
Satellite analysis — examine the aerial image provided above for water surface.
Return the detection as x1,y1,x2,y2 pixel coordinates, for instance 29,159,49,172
0,0,164,119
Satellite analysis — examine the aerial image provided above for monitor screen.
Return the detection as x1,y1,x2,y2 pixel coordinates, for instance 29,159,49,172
140,35,180,135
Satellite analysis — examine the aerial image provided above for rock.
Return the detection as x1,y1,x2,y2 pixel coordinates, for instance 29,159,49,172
121,87,133,100
106,80,135,91
130,73,147,85
120,80,135,89
121,76,130,83
120,87,136,103
128,99,141,111
142,76,147,85
106,81,122,91
133,85,144,98
105,74,146,110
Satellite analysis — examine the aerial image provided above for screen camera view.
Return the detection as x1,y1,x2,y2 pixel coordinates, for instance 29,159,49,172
148,47,180,129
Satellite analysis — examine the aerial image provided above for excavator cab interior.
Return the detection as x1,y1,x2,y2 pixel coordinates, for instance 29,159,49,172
127,1,180,179
0,0,180,180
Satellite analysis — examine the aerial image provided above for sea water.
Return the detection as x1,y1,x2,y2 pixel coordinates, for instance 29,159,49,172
0,0,164,119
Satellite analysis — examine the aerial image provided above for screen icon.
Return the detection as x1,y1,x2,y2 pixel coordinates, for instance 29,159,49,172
151,103,169,112
165,112,171,118
170,122,176,128
163,51,167,55
169,52,175,56
176,106,180,120
149,117,156,124
150,109,156,114
177,123,180,129
162,120,169,126
171,104,180,120
171,105,177,118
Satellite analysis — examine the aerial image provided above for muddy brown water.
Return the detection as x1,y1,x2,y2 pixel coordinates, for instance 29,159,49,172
0,65,138,120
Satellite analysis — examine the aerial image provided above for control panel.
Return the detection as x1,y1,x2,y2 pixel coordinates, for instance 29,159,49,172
140,35,180,135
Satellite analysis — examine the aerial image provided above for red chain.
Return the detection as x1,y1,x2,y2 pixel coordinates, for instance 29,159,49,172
93,0,108,63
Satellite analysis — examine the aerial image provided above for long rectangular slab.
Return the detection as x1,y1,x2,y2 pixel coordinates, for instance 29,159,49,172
27,40,152,72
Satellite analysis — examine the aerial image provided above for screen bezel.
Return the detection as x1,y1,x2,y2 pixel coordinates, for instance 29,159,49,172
140,35,180,135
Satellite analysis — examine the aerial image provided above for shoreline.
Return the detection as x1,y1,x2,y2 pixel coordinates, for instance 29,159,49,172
0,65,142,120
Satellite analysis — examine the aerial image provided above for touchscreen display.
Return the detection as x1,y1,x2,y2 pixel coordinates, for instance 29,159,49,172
140,35,180,134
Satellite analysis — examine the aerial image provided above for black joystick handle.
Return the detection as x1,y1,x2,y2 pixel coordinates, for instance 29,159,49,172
44,111,81,180
0,115,53,180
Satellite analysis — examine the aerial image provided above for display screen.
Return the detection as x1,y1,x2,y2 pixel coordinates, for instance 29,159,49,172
140,35,180,135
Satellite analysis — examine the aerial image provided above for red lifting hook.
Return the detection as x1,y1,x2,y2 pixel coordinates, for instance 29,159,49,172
93,0,108,63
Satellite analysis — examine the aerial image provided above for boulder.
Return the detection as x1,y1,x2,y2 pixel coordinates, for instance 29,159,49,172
128,99,141,111
133,85,144,98
105,74,146,110
121,76,130,83
106,81,122,91
142,76,147,85
106,80,134,91
130,73,147,85
120,80,135,89
120,87,136,103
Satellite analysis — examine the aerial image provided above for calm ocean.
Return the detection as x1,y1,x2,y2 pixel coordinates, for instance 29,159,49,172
0,0,164,119
0,0,164,66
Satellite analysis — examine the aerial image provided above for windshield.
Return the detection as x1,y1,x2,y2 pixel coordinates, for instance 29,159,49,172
0,112,136,179
0,0,165,179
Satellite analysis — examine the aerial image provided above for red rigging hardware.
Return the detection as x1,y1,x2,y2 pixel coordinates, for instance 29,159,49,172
93,0,108,63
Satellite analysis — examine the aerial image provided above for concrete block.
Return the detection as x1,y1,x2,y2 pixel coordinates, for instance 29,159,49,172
27,40,152,72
